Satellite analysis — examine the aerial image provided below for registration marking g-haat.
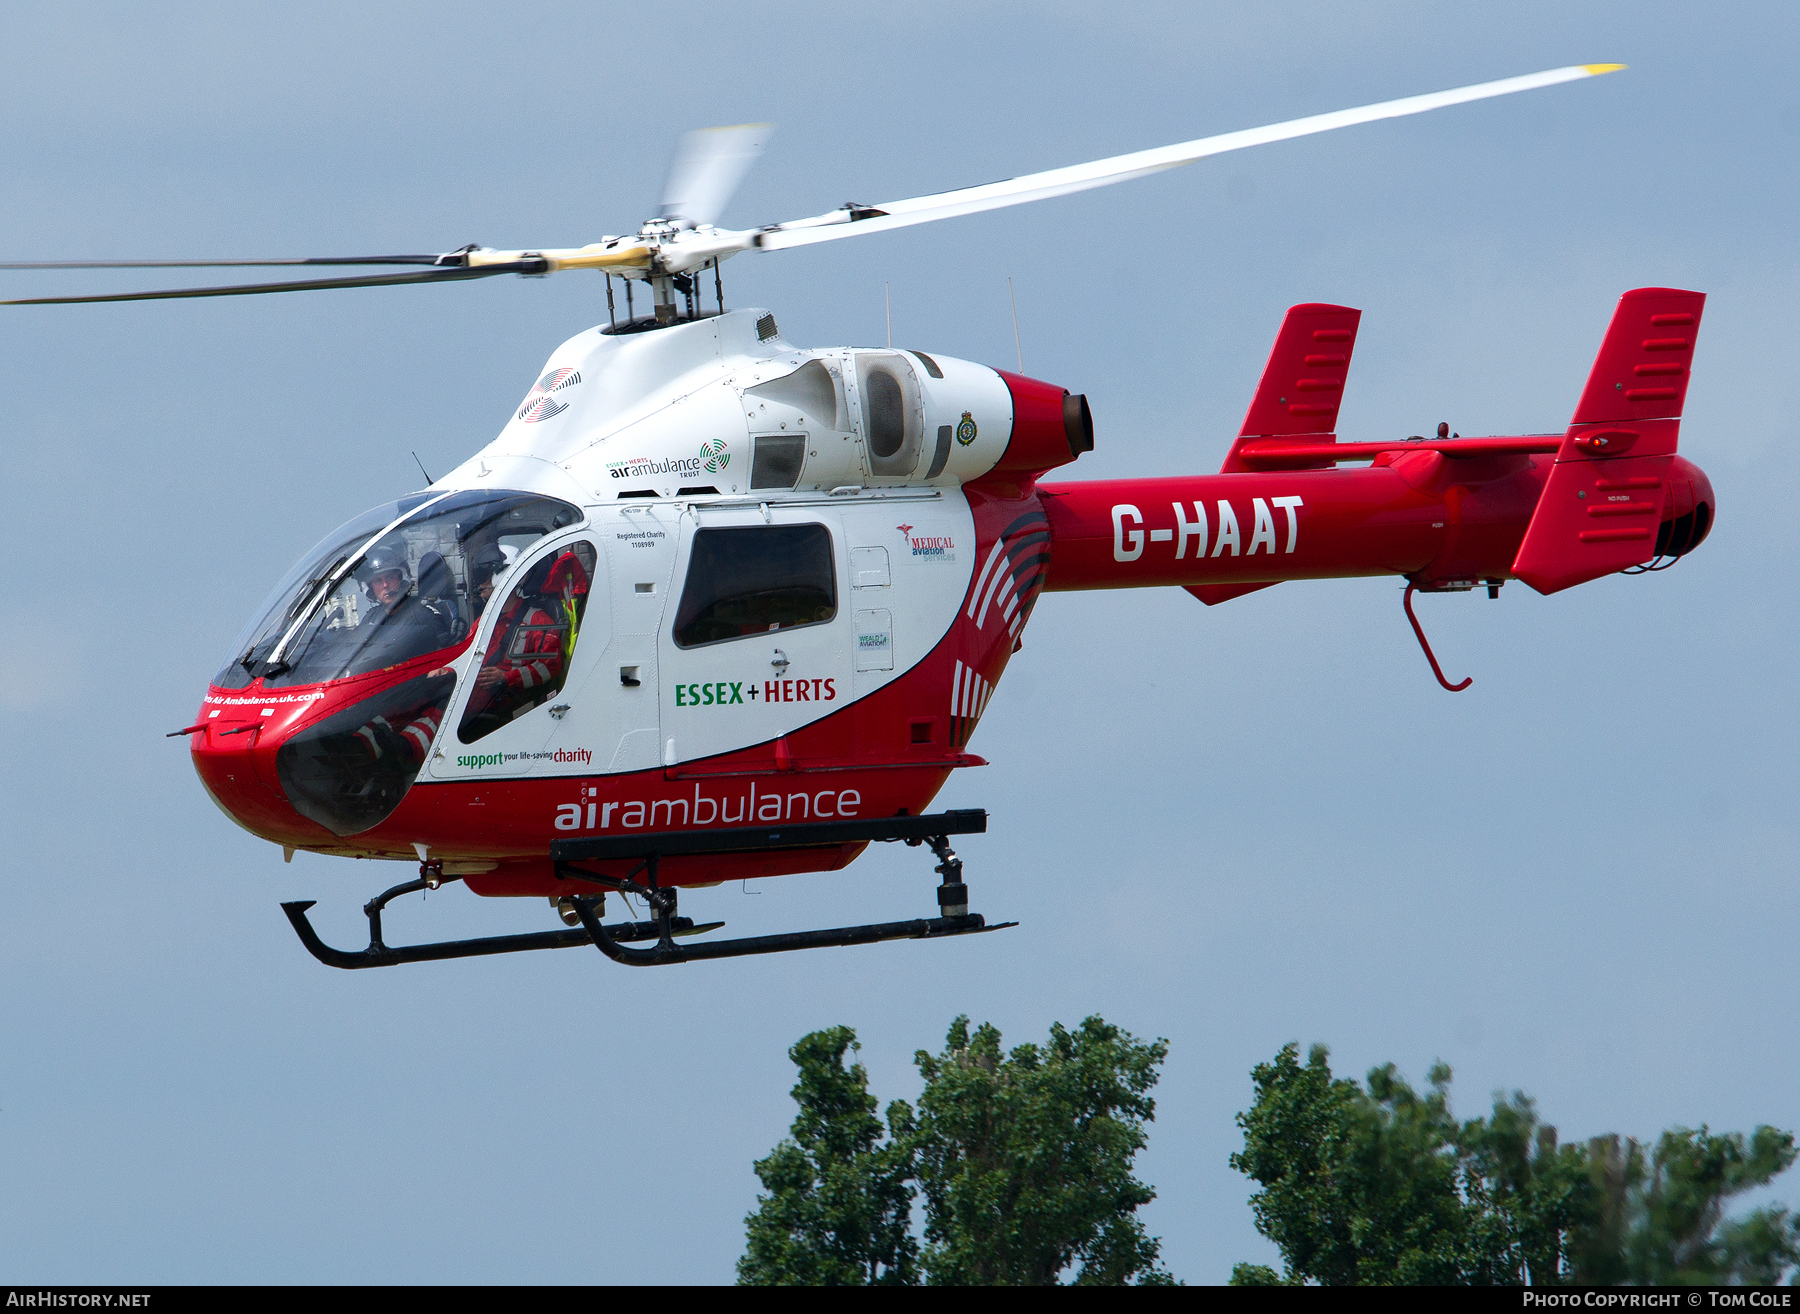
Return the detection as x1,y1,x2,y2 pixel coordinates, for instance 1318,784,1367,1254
1111,497,1304,562
554,780,863,830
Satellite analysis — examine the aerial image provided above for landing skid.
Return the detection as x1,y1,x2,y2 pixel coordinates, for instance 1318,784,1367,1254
281,809,1014,969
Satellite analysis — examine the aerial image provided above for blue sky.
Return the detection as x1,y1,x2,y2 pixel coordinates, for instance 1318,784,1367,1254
2,0,1795,1283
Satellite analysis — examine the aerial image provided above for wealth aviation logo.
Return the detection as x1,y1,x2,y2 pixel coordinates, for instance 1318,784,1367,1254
517,367,583,423
700,439,730,474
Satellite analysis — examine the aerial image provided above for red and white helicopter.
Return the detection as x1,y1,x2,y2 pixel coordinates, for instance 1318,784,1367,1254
7,63,1712,969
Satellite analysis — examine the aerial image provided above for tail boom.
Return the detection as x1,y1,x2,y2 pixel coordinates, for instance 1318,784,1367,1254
1041,286,1714,599
1038,455,1548,592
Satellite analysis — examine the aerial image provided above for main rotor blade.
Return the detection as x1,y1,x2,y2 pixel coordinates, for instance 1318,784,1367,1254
0,261,546,305
755,64,1624,251
0,254,448,270
660,123,772,228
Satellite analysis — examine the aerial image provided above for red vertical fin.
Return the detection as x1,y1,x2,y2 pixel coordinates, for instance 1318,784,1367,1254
1568,287,1705,427
1512,288,1706,595
1220,303,1362,473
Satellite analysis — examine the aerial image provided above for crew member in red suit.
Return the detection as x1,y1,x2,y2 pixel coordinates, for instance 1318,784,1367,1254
464,550,589,731
353,704,443,768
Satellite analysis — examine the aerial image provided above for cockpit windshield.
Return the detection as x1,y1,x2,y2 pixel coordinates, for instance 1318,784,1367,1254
215,489,584,690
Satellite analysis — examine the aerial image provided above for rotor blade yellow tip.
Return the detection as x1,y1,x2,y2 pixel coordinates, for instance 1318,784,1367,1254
1583,63,1627,75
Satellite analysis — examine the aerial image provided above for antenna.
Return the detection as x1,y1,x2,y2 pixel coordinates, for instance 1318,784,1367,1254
411,451,434,485
885,281,892,348
1008,277,1023,372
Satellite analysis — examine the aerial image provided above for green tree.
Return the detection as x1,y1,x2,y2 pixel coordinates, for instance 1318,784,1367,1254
1229,1042,1515,1284
910,1015,1174,1285
737,1026,919,1285
1574,1126,1800,1284
738,1016,1174,1286
1454,1085,1596,1284
1230,1043,1800,1286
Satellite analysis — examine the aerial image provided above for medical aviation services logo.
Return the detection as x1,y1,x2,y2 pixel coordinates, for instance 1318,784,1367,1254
517,367,582,423
897,522,955,563
700,439,730,474
956,411,977,446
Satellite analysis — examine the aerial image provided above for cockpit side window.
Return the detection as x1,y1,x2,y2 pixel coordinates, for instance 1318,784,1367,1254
457,540,597,744
672,525,836,648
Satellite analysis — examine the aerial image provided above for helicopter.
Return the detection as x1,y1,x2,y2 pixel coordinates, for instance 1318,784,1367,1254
5,62,1713,970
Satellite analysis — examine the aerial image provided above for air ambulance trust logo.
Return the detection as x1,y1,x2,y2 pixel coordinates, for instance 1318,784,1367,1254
517,367,582,423
956,411,977,446
700,439,730,474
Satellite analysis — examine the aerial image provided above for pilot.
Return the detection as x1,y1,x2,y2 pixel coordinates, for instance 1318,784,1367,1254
336,546,457,766
354,544,454,659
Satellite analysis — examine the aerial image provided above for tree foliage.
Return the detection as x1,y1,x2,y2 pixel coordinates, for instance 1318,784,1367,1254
739,1016,1173,1286
1575,1126,1800,1285
911,1015,1174,1285
737,1026,919,1285
1230,1043,1800,1286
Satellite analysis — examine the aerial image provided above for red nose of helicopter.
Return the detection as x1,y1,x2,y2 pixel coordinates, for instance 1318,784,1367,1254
190,658,462,850
190,696,326,846
187,488,586,851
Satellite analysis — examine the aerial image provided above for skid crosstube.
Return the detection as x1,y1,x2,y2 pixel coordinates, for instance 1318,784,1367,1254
281,809,1008,969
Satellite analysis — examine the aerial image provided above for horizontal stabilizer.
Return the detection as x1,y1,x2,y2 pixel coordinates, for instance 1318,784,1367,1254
1221,303,1362,472
1233,434,1559,469
1513,288,1705,594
